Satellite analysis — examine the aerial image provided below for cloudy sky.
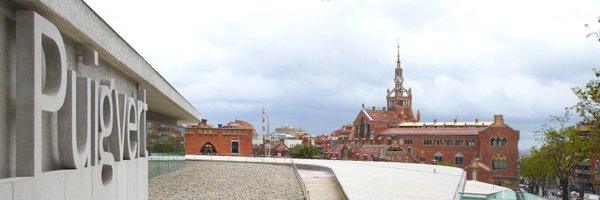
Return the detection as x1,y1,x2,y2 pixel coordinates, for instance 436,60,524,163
84,0,600,151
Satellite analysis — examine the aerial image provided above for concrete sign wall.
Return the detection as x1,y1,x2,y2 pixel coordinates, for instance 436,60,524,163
0,0,201,199
0,10,149,200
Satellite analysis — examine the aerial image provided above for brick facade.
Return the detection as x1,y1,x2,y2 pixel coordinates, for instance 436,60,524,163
327,46,520,189
185,119,255,157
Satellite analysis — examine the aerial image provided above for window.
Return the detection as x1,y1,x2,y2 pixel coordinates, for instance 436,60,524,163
434,152,443,163
466,140,475,146
424,139,432,145
231,141,239,154
404,139,413,145
420,156,426,163
501,137,507,146
265,143,271,156
454,153,464,167
492,154,507,170
491,137,508,147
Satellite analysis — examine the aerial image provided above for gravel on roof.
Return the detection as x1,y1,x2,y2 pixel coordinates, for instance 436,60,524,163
149,161,303,200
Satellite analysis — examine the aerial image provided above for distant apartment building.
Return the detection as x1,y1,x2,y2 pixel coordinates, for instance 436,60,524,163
314,135,333,152
573,126,599,194
274,124,307,139
185,119,255,157
327,45,520,189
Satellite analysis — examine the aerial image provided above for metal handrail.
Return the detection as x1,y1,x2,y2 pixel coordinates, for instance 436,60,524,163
291,160,310,200
453,170,467,200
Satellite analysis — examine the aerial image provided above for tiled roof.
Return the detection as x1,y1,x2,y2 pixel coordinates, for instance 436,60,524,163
379,127,485,136
355,146,385,156
366,110,400,122
363,108,416,122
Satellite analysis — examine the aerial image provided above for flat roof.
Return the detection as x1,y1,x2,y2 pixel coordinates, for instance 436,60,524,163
187,155,467,200
380,128,485,136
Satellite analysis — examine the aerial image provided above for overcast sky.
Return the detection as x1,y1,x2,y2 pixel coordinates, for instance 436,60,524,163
84,0,600,151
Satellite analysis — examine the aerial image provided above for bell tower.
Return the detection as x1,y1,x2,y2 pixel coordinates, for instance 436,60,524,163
386,42,415,121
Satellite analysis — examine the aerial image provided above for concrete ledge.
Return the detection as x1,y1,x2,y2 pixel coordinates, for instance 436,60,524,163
294,163,349,200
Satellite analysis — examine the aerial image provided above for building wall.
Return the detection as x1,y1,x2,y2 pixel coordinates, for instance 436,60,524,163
0,0,16,180
393,135,480,166
478,124,520,188
185,128,254,157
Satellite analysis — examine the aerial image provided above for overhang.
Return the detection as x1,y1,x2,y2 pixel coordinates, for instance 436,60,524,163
12,0,201,123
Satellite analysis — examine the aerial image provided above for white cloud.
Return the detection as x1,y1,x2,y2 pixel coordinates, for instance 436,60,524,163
84,0,600,150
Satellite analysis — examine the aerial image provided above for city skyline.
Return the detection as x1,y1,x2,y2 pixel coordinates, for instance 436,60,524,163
84,0,600,151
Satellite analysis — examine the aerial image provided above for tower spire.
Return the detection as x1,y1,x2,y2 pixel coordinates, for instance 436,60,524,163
396,37,401,68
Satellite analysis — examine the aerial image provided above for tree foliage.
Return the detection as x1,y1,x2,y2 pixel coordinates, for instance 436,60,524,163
289,144,322,159
573,69,600,131
433,161,456,167
521,23,600,198
520,146,554,195
522,111,600,199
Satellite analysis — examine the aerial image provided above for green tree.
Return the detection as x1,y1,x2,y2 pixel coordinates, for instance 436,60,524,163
573,69,600,130
433,161,457,167
534,113,599,200
573,69,600,195
289,144,322,159
520,147,554,195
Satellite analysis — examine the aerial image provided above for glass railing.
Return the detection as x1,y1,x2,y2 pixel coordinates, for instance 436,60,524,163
459,190,545,200
147,121,186,178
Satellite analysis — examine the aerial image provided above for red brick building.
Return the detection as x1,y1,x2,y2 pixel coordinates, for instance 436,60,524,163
327,45,520,188
185,119,255,157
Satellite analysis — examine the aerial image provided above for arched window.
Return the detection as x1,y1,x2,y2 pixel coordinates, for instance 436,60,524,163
501,137,508,146
360,118,366,138
201,142,217,155
420,156,426,163
494,137,500,146
490,138,496,146
434,152,443,163
454,153,464,167
492,154,507,170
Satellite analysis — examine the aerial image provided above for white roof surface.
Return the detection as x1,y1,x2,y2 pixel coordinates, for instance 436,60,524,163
462,180,511,195
186,155,467,200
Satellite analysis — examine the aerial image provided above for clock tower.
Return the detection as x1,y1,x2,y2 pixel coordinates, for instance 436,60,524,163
386,43,415,121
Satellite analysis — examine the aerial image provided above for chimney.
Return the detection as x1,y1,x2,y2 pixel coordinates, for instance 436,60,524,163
494,115,504,124
218,124,223,128
453,119,457,124
475,118,479,123
433,119,437,123
372,106,376,110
